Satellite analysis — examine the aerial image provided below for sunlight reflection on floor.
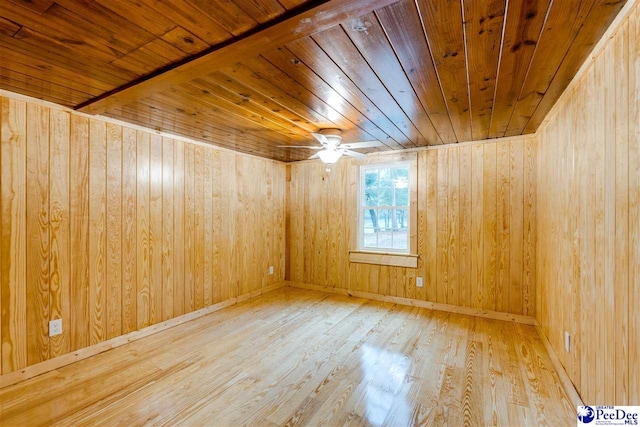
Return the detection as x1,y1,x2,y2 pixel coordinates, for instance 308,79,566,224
360,344,411,426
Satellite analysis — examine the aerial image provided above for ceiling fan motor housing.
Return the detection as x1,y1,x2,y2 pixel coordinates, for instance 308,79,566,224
318,128,342,148
318,128,342,137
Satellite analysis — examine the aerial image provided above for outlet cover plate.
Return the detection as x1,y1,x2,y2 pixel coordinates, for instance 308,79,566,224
416,277,423,288
49,319,62,337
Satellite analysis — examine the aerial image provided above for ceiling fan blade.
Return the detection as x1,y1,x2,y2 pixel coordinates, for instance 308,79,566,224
311,132,329,145
340,140,383,149
277,145,323,149
308,153,320,160
342,149,366,158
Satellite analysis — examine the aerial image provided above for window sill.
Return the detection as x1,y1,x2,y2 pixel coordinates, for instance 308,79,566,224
349,251,418,268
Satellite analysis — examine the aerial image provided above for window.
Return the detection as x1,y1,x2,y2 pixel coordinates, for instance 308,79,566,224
349,153,417,268
359,162,411,253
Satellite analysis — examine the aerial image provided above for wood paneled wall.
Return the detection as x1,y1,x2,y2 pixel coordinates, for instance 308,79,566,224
0,95,286,375
536,4,640,405
287,137,537,316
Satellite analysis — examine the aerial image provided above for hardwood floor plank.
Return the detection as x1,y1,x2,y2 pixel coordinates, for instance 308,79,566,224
0,287,574,426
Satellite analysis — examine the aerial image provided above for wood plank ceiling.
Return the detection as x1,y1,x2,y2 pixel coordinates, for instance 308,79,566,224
0,0,626,161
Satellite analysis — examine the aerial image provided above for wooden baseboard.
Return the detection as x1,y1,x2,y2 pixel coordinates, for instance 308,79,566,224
286,281,536,325
0,282,286,389
534,321,584,406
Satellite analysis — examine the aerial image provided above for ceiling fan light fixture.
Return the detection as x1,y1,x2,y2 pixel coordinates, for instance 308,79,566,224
317,149,343,164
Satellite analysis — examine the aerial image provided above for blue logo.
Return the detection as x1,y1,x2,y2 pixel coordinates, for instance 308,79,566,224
578,406,596,424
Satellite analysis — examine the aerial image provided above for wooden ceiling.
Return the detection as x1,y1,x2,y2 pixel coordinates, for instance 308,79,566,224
0,0,626,161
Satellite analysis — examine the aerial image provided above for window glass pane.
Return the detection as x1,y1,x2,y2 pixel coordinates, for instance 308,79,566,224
363,209,377,228
392,229,408,249
376,209,391,230
393,166,409,188
376,227,392,248
394,208,409,231
379,168,392,188
378,187,392,207
363,227,378,247
365,170,378,189
364,188,378,207
394,186,408,206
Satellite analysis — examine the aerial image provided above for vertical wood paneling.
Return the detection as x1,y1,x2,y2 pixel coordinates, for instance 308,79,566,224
509,141,524,316
250,158,259,292
447,147,459,305
436,149,448,303
69,115,89,350
536,4,639,405
496,142,510,313
25,103,49,365
219,152,236,300
203,148,213,307
425,150,437,302
613,22,629,405
193,146,204,309
303,163,312,286
277,165,286,283
629,6,639,406
211,151,222,303
458,146,471,308
48,109,70,358
287,137,536,317
162,138,174,321
288,165,299,282
184,143,195,312
0,94,287,375
1,97,5,371
416,152,427,301
314,165,326,289
1,98,27,373
482,143,497,311
173,139,185,317
136,131,150,329
471,144,484,309
106,123,122,339
593,55,606,405
523,139,536,317
89,120,107,345
327,164,339,289
121,128,137,334
603,43,616,405
149,135,163,325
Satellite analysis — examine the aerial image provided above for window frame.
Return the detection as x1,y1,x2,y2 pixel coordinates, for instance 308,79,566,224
349,153,418,268
358,161,412,254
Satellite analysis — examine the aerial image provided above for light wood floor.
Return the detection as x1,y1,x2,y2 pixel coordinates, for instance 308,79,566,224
0,287,574,426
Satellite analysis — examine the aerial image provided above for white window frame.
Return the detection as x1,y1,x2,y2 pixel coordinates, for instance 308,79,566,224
358,161,411,254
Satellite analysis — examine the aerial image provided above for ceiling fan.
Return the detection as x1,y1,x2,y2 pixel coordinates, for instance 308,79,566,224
279,129,383,164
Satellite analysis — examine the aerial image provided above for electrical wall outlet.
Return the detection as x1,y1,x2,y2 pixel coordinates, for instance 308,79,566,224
269,266,274,275
416,277,423,288
565,331,571,353
49,319,62,337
